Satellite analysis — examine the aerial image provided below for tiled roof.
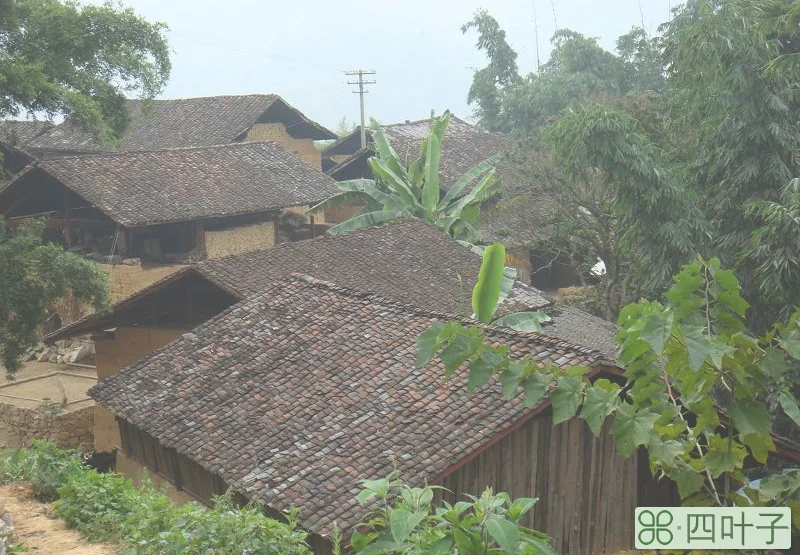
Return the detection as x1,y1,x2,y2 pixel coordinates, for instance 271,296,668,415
542,306,619,359
45,220,619,355
326,117,512,186
198,219,552,312
89,275,611,536
4,142,339,227
0,120,53,148
27,95,335,152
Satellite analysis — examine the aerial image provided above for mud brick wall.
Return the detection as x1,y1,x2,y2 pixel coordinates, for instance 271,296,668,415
246,123,322,169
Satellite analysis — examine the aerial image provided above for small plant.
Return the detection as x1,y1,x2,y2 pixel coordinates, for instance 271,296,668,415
0,440,85,502
140,495,310,555
350,473,556,554
54,468,136,541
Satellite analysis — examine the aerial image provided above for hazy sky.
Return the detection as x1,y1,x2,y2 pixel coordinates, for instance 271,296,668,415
108,0,675,131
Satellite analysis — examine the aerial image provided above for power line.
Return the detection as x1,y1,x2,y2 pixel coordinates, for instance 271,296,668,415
532,0,541,72
345,70,377,149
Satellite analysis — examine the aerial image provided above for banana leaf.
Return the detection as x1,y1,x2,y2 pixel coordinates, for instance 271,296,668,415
491,311,551,332
472,242,507,323
326,209,408,235
369,120,409,181
422,121,443,219
369,157,420,210
439,154,501,208
307,191,370,214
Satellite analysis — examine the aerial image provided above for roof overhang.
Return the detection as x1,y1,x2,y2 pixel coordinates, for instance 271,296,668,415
256,97,336,141
44,267,242,343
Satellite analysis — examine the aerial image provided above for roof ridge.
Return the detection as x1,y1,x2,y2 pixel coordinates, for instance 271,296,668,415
280,273,609,361
127,93,279,102
35,141,279,161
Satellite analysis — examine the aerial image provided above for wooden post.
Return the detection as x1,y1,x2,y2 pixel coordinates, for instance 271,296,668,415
63,188,71,248
195,220,205,256
310,215,316,238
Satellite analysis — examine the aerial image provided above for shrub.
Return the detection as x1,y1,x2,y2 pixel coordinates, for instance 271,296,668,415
135,495,310,555
0,440,85,501
54,468,136,541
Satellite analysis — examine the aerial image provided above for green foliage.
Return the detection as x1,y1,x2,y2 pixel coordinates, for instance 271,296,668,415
0,440,84,502
467,242,549,330
137,496,309,555
0,218,108,377
420,257,800,515
662,0,800,328
55,468,134,541
309,112,502,243
537,104,704,320
351,473,556,554
0,0,170,144
463,10,663,135
0,442,311,553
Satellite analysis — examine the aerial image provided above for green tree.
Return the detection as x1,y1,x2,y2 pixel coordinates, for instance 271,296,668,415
1,0,171,144
419,256,800,519
662,0,800,329
462,10,664,135
537,104,704,319
309,111,502,242
0,219,108,377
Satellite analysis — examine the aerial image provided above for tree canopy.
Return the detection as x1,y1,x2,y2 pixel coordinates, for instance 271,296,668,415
466,1,800,328
0,219,108,377
0,0,171,144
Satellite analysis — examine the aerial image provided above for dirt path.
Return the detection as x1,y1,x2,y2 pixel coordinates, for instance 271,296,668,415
0,484,116,554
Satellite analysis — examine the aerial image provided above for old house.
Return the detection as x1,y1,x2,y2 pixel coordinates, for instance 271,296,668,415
87,274,670,554
45,219,618,454
0,142,339,265
24,94,336,170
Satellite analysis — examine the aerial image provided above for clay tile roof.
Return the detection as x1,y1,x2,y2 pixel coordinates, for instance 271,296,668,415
7,142,339,227
326,117,512,186
542,306,620,360
28,94,335,152
89,274,611,536
197,218,552,311
0,120,53,148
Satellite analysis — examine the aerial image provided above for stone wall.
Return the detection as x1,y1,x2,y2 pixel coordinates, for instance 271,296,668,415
204,221,277,260
245,123,321,169
0,403,93,449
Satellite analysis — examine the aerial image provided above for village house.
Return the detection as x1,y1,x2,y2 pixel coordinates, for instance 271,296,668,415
321,117,583,288
86,273,672,555
23,94,336,169
45,219,619,454
0,141,339,304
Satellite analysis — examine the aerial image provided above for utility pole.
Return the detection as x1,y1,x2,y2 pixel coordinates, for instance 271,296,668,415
345,69,376,149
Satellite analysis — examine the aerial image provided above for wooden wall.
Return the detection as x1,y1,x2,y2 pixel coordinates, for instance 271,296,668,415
438,411,641,554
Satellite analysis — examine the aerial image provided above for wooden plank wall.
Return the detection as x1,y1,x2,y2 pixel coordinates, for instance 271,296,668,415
438,411,639,554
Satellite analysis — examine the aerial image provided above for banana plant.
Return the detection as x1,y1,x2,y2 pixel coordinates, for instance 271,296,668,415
473,242,551,332
308,111,502,242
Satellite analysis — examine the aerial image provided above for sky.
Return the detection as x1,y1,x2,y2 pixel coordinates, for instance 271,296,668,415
104,0,675,132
